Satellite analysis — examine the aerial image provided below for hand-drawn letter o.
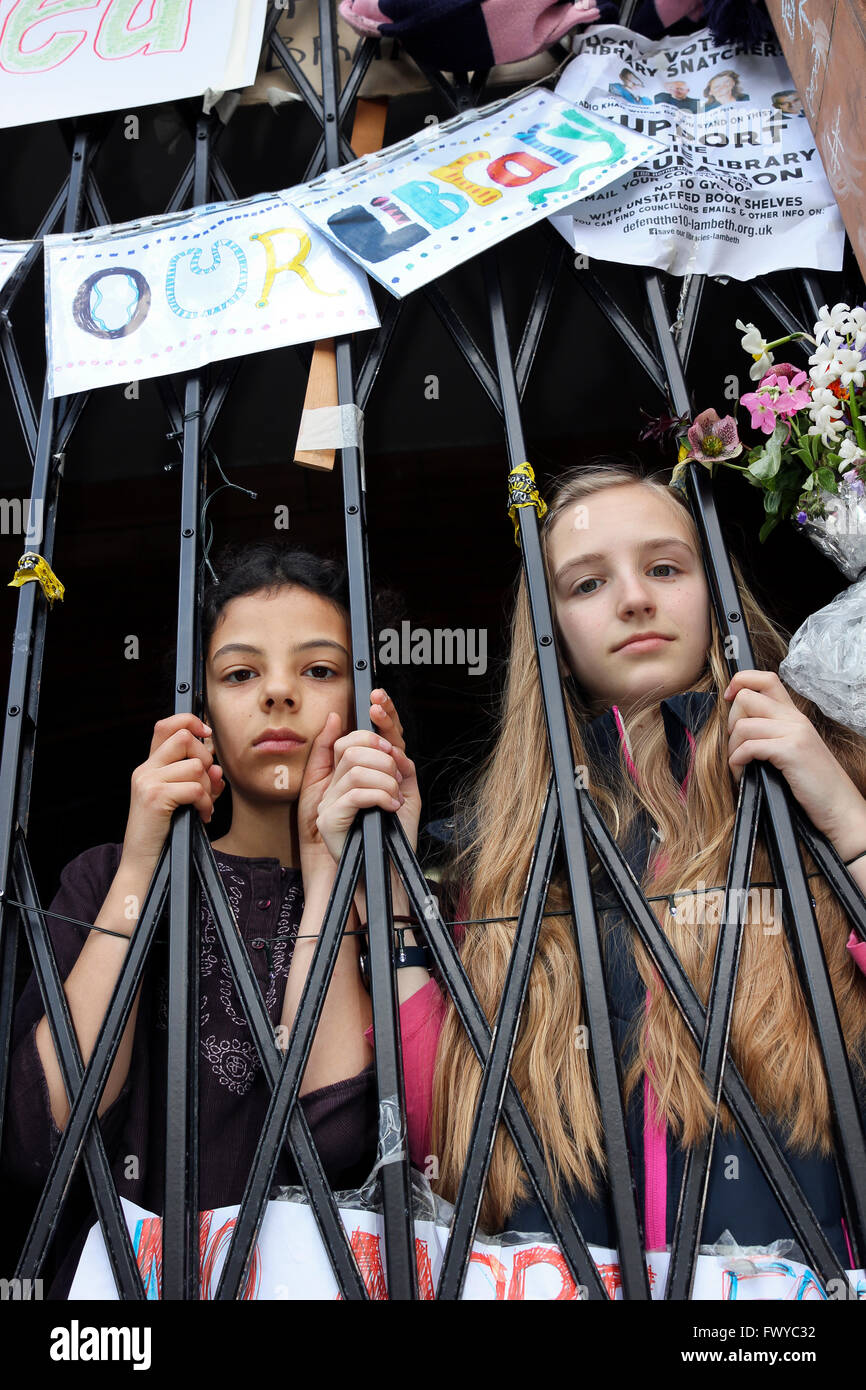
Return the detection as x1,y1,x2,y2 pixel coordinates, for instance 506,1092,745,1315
72,268,152,340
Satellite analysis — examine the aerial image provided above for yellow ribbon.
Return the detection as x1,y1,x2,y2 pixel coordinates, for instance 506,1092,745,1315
507,462,548,546
8,553,65,607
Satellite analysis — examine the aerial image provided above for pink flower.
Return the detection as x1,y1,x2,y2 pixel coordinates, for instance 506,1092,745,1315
685,408,742,463
741,370,810,434
740,390,778,433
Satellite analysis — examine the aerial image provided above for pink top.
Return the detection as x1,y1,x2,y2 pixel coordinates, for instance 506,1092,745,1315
363,979,446,1166
373,933,866,1218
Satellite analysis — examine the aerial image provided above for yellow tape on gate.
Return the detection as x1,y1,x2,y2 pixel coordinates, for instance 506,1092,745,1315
8,553,65,607
507,462,547,546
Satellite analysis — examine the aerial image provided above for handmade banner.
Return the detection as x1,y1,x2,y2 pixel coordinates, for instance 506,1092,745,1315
548,25,846,279
0,0,267,129
284,87,663,297
0,240,33,298
44,193,379,398
68,1191,866,1300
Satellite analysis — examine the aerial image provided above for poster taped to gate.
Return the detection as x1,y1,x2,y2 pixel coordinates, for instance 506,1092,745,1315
284,87,663,297
548,25,845,279
44,192,379,397
68,1190,866,1300
0,0,267,129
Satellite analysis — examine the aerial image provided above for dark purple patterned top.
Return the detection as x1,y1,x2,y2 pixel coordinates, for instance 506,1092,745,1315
4,842,377,1296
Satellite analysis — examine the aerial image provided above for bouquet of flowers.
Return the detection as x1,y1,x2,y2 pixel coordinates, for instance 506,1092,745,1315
670,302,866,736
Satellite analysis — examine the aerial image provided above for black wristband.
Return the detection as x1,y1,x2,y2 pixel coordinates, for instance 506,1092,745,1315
358,926,431,991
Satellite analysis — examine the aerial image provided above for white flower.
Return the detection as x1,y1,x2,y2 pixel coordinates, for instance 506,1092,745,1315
808,387,844,443
836,348,865,389
736,319,775,380
839,436,866,464
809,387,844,442
814,302,853,340
855,328,866,353
808,341,843,386
848,306,866,329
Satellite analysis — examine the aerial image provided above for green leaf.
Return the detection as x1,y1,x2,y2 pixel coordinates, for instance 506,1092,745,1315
816,467,838,491
766,488,783,514
759,514,780,542
747,422,786,482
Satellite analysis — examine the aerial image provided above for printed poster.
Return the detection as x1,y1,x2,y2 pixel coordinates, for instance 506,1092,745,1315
44,192,379,397
285,86,663,297
548,25,845,279
0,0,268,128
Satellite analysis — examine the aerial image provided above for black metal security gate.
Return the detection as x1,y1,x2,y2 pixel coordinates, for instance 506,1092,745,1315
1,0,866,1302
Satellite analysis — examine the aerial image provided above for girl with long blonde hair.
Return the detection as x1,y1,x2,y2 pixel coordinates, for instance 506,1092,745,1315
386,460,866,1269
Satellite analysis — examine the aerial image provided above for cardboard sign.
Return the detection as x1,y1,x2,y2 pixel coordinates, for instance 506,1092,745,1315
44,192,378,397
285,86,663,297
0,0,267,128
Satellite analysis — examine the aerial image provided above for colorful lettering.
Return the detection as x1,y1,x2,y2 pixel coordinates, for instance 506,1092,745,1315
341,1229,388,1300
132,1210,259,1299
390,180,468,229
507,1245,581,1300
338,1229,436,1299
430,152,502,207
370,194,414,226
326,204,429,263
71,266,152,339
514,122,577,165
95,0,193,60
486,151,555,188
0,0,100,75
250,226,338,305
527,110,627,207
132,1217,162,1301
468,1250,508,1299
164,238,248,319
415,1239,435,1301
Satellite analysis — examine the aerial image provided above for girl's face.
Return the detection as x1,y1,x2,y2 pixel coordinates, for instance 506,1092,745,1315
204,585,353,802
546,484,711,715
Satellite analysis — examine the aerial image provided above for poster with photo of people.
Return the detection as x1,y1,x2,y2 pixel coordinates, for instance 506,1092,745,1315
551,25,843,279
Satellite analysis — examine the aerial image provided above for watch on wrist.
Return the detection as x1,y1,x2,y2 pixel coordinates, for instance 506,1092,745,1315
358,924,431,992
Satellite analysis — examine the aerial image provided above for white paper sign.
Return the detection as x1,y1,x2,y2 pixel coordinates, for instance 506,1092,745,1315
68,1194,866,1301
0,0,267,129
285,87,663,297
0,240,33,298
548,26,845,279
44,193,379,397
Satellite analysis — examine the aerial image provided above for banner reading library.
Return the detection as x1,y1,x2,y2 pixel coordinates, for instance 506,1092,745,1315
287,87,662,297
0,0,267,128
549,25,845,279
